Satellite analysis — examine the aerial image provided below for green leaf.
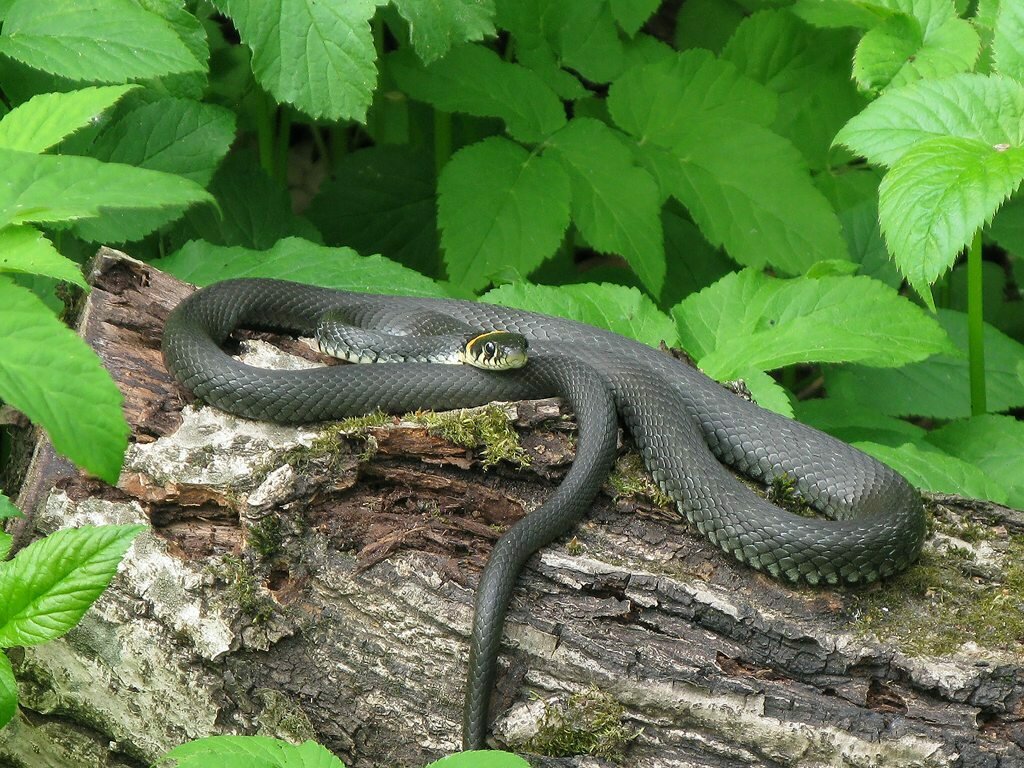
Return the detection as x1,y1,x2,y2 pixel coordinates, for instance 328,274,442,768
675,0,746,53
88,98,235,185
835,73,1024,168
426,751,531,768
794,397,927,447
722,10,865,169
554,0,625,83
215,0,377,121
170,149,320,251
0,279,129,483
609,51,848,274
852,1,979,92
0,525,144,647
389,45,566,143
72,98,236,243
989,193,1024,256
609,49,777,137
546,118,664,294
483,282,678,348
160,736,344,768
790,0,884,29
0,0,203,83
306,146,440,278
160,237,450,298
609,0,660,36
438,137,570,292
0,85,138,153
0,652,15,729
0,148,213,230
926,415,1024,509
879,136,1024,306
825,309,1024,419
994,0,1024,82
0,226,87,288
391,0,496,63
855,441,1008,503
672,269,954,381
0,493,19,561
0,494,21,522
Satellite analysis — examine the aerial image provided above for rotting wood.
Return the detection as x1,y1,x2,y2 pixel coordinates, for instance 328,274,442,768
1,248,1022,768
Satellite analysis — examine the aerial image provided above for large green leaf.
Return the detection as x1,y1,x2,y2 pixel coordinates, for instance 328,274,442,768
835,73,1024,168
160,736,344,768
214,0,377,121
0,226,87,288
609,51,848,274
0,0,202,83
87,98,235,185
306,146,439,278
0,148,212,230
672,269,954,380
926,415,1024,509
497,0,625,83
0,652,15,729
483,282,678,348
391,0,496,64
852,0,979,92
0,525,144,647
0,279,129,483
438,137,570,292
994,0,1024,82
170,150,320,251
427,752,531,768
546,118,664,294
0,85,137,153
855,441,1008,504
722,10,864,169
825,309,1024,419
609,0,661,36
879,136,1024,306
160,237,450,298
794,398,927,447
74,98,236,243
389,45,566,143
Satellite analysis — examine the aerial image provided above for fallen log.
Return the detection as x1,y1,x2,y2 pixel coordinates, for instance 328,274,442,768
1,249,1022,767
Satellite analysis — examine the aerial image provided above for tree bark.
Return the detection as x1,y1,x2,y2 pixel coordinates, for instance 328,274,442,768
1,249,1022,768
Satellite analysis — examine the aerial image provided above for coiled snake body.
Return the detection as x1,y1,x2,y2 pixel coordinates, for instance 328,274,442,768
162,278,926,749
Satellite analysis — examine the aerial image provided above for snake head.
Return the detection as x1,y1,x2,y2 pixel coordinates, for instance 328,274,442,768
461,331,528,370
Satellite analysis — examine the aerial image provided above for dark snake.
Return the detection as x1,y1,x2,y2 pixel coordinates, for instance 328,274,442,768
161,278,927,750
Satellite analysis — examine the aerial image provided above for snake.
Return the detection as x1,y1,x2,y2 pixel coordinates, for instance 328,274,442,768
161,277,927,750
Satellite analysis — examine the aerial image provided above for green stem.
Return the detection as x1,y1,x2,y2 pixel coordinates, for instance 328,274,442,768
275,108,292,185
434,109,452,177
967,230,987,416
255,92,276,179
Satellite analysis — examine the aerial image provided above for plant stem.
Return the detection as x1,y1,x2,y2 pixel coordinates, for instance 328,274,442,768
255,91,275,179
434,109,452,177
967,230,987,416
275,108,291,185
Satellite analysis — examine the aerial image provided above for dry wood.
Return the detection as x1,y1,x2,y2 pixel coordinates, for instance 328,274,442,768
1,248,1022,768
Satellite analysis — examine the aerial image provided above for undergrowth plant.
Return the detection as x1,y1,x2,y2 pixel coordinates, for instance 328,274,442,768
159,736,528,768
0,0,1023,763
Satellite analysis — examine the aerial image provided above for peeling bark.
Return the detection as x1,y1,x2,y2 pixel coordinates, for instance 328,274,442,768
1,249,1023,768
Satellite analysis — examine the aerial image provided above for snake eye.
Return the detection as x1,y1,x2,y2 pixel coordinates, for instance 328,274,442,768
483,340,497,360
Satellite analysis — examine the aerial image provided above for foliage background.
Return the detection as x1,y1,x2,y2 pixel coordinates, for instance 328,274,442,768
0,0,1022,762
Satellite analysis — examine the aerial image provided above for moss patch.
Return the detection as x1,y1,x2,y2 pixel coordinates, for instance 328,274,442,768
409,404,529,468
608,453,673,508
214,555,274,623
766,472,814,518
852,514,1024,656
526,687,641,759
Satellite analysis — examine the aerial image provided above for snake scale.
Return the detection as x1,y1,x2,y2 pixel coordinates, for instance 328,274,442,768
161,277,927,749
